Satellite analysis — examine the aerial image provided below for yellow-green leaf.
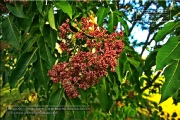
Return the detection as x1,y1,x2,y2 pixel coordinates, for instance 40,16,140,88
48,6,57,30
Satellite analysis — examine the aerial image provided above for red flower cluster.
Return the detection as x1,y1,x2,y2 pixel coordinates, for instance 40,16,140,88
48,17,124,98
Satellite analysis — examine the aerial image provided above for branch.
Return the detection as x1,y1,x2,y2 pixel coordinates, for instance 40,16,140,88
140,29,151,56
141,70,162,93
129,1,152,36
140,20,166,56
140,6,171,56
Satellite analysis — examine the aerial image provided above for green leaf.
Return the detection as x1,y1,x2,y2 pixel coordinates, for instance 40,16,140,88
43,25,57,53
18,16,34,29
143,51,157,76
59,56,69,62
172,89,180,105
160,60,180,103
114,9,129,20
55,98,66,120
98,77,113,112
115,57,124,82
66,97,86,119
155,21,180,42
36,1,44,13
34,53,49,91
2,16,20,50
143,51,157,70
22,34,40,53
19,82,27,94
127,57,140,68
48,88,64,120
38,37,56,69
55,1,72,19
6,3,25,18
18,2,35,29
9,49,38,89
118,17,129,35
96,7,110,26
48,6,57,30
107,12,118,32
156,36,180,70
113,77,120,99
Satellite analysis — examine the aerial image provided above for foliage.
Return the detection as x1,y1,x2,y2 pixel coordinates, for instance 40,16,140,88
0,0,180,120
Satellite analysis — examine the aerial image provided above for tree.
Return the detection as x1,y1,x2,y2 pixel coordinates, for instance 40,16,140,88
0,0,180,120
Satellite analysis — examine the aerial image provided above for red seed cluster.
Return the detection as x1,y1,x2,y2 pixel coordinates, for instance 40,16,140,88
48,17,124,98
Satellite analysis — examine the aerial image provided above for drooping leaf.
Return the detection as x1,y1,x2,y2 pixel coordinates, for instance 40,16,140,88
34,53,49,91
115,57,125,82
28,17,40,35
43,25,57,53
36,1,44,13
67,97,85,120
9,49,38,89
24,70,34,90
114,10,129,20
55,1,72,19
39,14,45,27
127,57,140,68
48,6,57,30
2,16,20,50
155,21,180,42
98,77,113,112
22,34,41,53
54,98,66,120
118,17,129,35
112,75,120,99
160,60,180,103
143,51,157,76
96,7,110,26
172,88,180,105
2,71,9,87
18,2,35,29
18,15,34,30
6,3,25,18
38,37,56,69
156,36,180,70
19,82,27,94
107,12,118,32
48,88,64,120
143,51,157,70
